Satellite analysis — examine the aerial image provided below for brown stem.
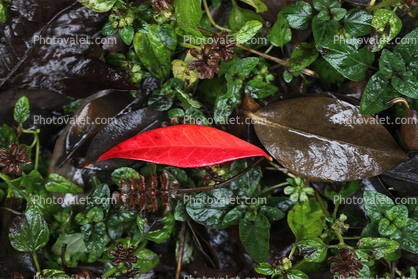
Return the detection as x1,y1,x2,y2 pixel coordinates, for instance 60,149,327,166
175,222,187,279
176,157,265,194
62,243,70,275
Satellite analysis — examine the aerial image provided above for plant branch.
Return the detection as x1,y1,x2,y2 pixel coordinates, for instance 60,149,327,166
314,189,331,218
235,43,321,79
202,0,232,32
23,129,40,171
177,157,265,194
366,0,399,12
32,250,40,272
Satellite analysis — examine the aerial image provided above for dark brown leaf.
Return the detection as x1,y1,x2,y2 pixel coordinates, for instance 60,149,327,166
0,0,138,97
246,96,409,182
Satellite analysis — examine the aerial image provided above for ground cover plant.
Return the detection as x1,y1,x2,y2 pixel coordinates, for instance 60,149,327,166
2,0,418,278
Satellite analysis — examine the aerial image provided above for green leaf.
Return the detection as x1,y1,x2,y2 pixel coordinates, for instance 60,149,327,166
280,2,313,30
288,198,326,241
85,183,111,214
289,42,319,72
45,173,83,193
269,14,291,48
230,159,262,196
222,205,249,227
52,233,87,256
288,270,309,279
239,0,268,13
37,270,70,279
312,16,339,47
254,263,277,276
80,222,107,257
363,190,394,223
313,0,341,11
147,89,173,111
77,0,117,12
137,212,175,243
9,203,49,252
379,49,406,79
259,205,285,223
360,72,400,115
214,75,243,123
86,207,104,223
391,71,418,98
390,218,418,253
235,20,263,44
330,8,346,21
324,180,361,206
297,237,328,262
393,27,418,67
378,205,408,236
356,237,399,261
135,248,160,273
119,26,134,45
239,214,270,263
0,123,18,150
105,53,127,67
173,0,202,28
102,22,118,36
111,167,140,187
343,9,372,36
105,206,136,227
172,59,198,87
370,9,402,52
229,0,265,31
175,88,203,109
14,96,29,124
186,188,237,228
228,57,259,79
133,25,172,80
158,24,177,50
245,79,278,99
321,44,374,81
0,0,9,24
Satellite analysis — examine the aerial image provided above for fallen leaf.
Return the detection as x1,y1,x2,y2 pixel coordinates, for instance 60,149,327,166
246,96,408,182
98,124,272,167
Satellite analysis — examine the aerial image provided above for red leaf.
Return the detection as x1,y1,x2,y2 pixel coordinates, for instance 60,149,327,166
97,124,272,167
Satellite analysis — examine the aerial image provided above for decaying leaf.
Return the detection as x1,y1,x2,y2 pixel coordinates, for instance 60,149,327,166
246,96,408,182
387,97,418,153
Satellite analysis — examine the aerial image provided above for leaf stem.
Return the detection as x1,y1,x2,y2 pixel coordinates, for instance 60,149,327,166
101,267,118,278
288,243,298,259
235,43,321,79
342,236,361,240
366,0,399,12
261,182,289,196
180,43,202,50
32,250,40,272
314,189,331,218
177,157,265,194
22,129,39,171
290,258,306,270
202,0,232,32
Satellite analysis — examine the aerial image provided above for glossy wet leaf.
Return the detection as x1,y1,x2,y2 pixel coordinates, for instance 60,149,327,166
9,203,49,252
119,26,135,45
134,25,172,80
221,205,248,227
255,263,282,277
244,80,278,99
158,24,177,50
239,214,270,263
235,20,263,44
0,123,17,150
51,233,87,256
379,49,406,79
228,57,259,79
288,198,326,241
175,88,203,109
258,205,285,223
288,42,319,72
247,96,408,181
356,237,399,261
288,270,309,279
360,72,400,115
391,71,418,98
393,27,418,68
313,0,341,11
239,0,267,13
102,22,118,36
321,44,374,82
137,212,175,243
269,14,291,48
111,167,140,187
38,270,70,279
80,221,107,257
14,96,29,124
230,159,262,196
0,0,137,97
342,9,372,36
98,124,270,167
77,0,116,12
363,190,394,222
147,89,173,111
173,0,202,29
279,2,313,30
369,9,402,52
378,205,408,236
45,173,83,193
81,107,167,169
186,188,237,228
297,237,328,262
390,218,418,253
229,0,265,31
312,17,339,47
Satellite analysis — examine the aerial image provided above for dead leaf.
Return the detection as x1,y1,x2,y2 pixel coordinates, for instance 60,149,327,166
246,96,409,182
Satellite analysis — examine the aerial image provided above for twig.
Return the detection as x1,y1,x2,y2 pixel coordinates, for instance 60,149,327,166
202,0,232,32
175,222,187,279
